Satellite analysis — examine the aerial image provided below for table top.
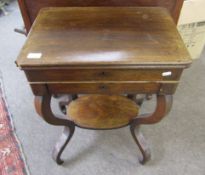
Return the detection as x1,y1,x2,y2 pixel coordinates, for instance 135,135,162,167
16,7,191,69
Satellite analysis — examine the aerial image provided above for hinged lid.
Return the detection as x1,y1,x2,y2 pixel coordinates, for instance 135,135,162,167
16,7,192,69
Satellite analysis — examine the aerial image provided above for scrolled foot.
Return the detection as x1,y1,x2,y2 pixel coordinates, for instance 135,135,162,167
52,126,75,165
130,125,151,164
129,95,173,164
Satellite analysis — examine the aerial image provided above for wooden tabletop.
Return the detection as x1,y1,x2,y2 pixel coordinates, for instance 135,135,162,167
16,7,191,68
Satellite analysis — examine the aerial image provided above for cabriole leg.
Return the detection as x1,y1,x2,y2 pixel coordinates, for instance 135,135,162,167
34,93,75,165
130,94,173,164
52,126,75,165
130,125,151,164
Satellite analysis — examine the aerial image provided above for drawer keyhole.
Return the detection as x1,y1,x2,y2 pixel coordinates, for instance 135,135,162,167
99,71,106,76
99,85,107,90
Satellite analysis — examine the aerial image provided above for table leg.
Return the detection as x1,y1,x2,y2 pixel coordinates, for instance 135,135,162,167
34,93,75,165
130,125,151,164
52,126,75,164
130,95,173,164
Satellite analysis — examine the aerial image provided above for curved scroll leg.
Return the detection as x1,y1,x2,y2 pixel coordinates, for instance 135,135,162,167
52,126,75,165
34,93,75,165
130,125,151,164
130,94,173,164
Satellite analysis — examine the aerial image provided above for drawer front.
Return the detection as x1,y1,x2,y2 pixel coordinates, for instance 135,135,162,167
44,82,177,95
25,68,182,82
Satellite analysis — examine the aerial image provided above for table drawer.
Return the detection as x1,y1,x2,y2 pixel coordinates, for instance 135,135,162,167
25,68,182,82
44,82,177,95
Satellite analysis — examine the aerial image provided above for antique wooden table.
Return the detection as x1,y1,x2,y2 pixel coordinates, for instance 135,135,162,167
16,7,192,165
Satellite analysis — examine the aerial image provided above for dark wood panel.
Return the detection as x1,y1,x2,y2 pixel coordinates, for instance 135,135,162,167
159,83,178,94
18,0,184,32
48,82,160,94
44,82,176,95
25,68,182,82
30,83,47,95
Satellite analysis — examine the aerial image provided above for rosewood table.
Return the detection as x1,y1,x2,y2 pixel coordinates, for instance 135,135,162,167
16,7,192,165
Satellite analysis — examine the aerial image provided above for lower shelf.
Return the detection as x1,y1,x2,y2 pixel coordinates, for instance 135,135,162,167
67,94,139,129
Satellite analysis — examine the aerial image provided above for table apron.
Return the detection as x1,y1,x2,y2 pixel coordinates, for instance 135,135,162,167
29,82,178,95
24,68,182,82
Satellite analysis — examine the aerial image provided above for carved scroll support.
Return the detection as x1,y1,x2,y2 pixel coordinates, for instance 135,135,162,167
130,95,173,164
34,93,75,165
34,92,173,165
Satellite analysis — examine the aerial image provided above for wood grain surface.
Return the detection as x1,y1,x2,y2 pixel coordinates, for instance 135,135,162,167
16,7,191,68
67,95,139,128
